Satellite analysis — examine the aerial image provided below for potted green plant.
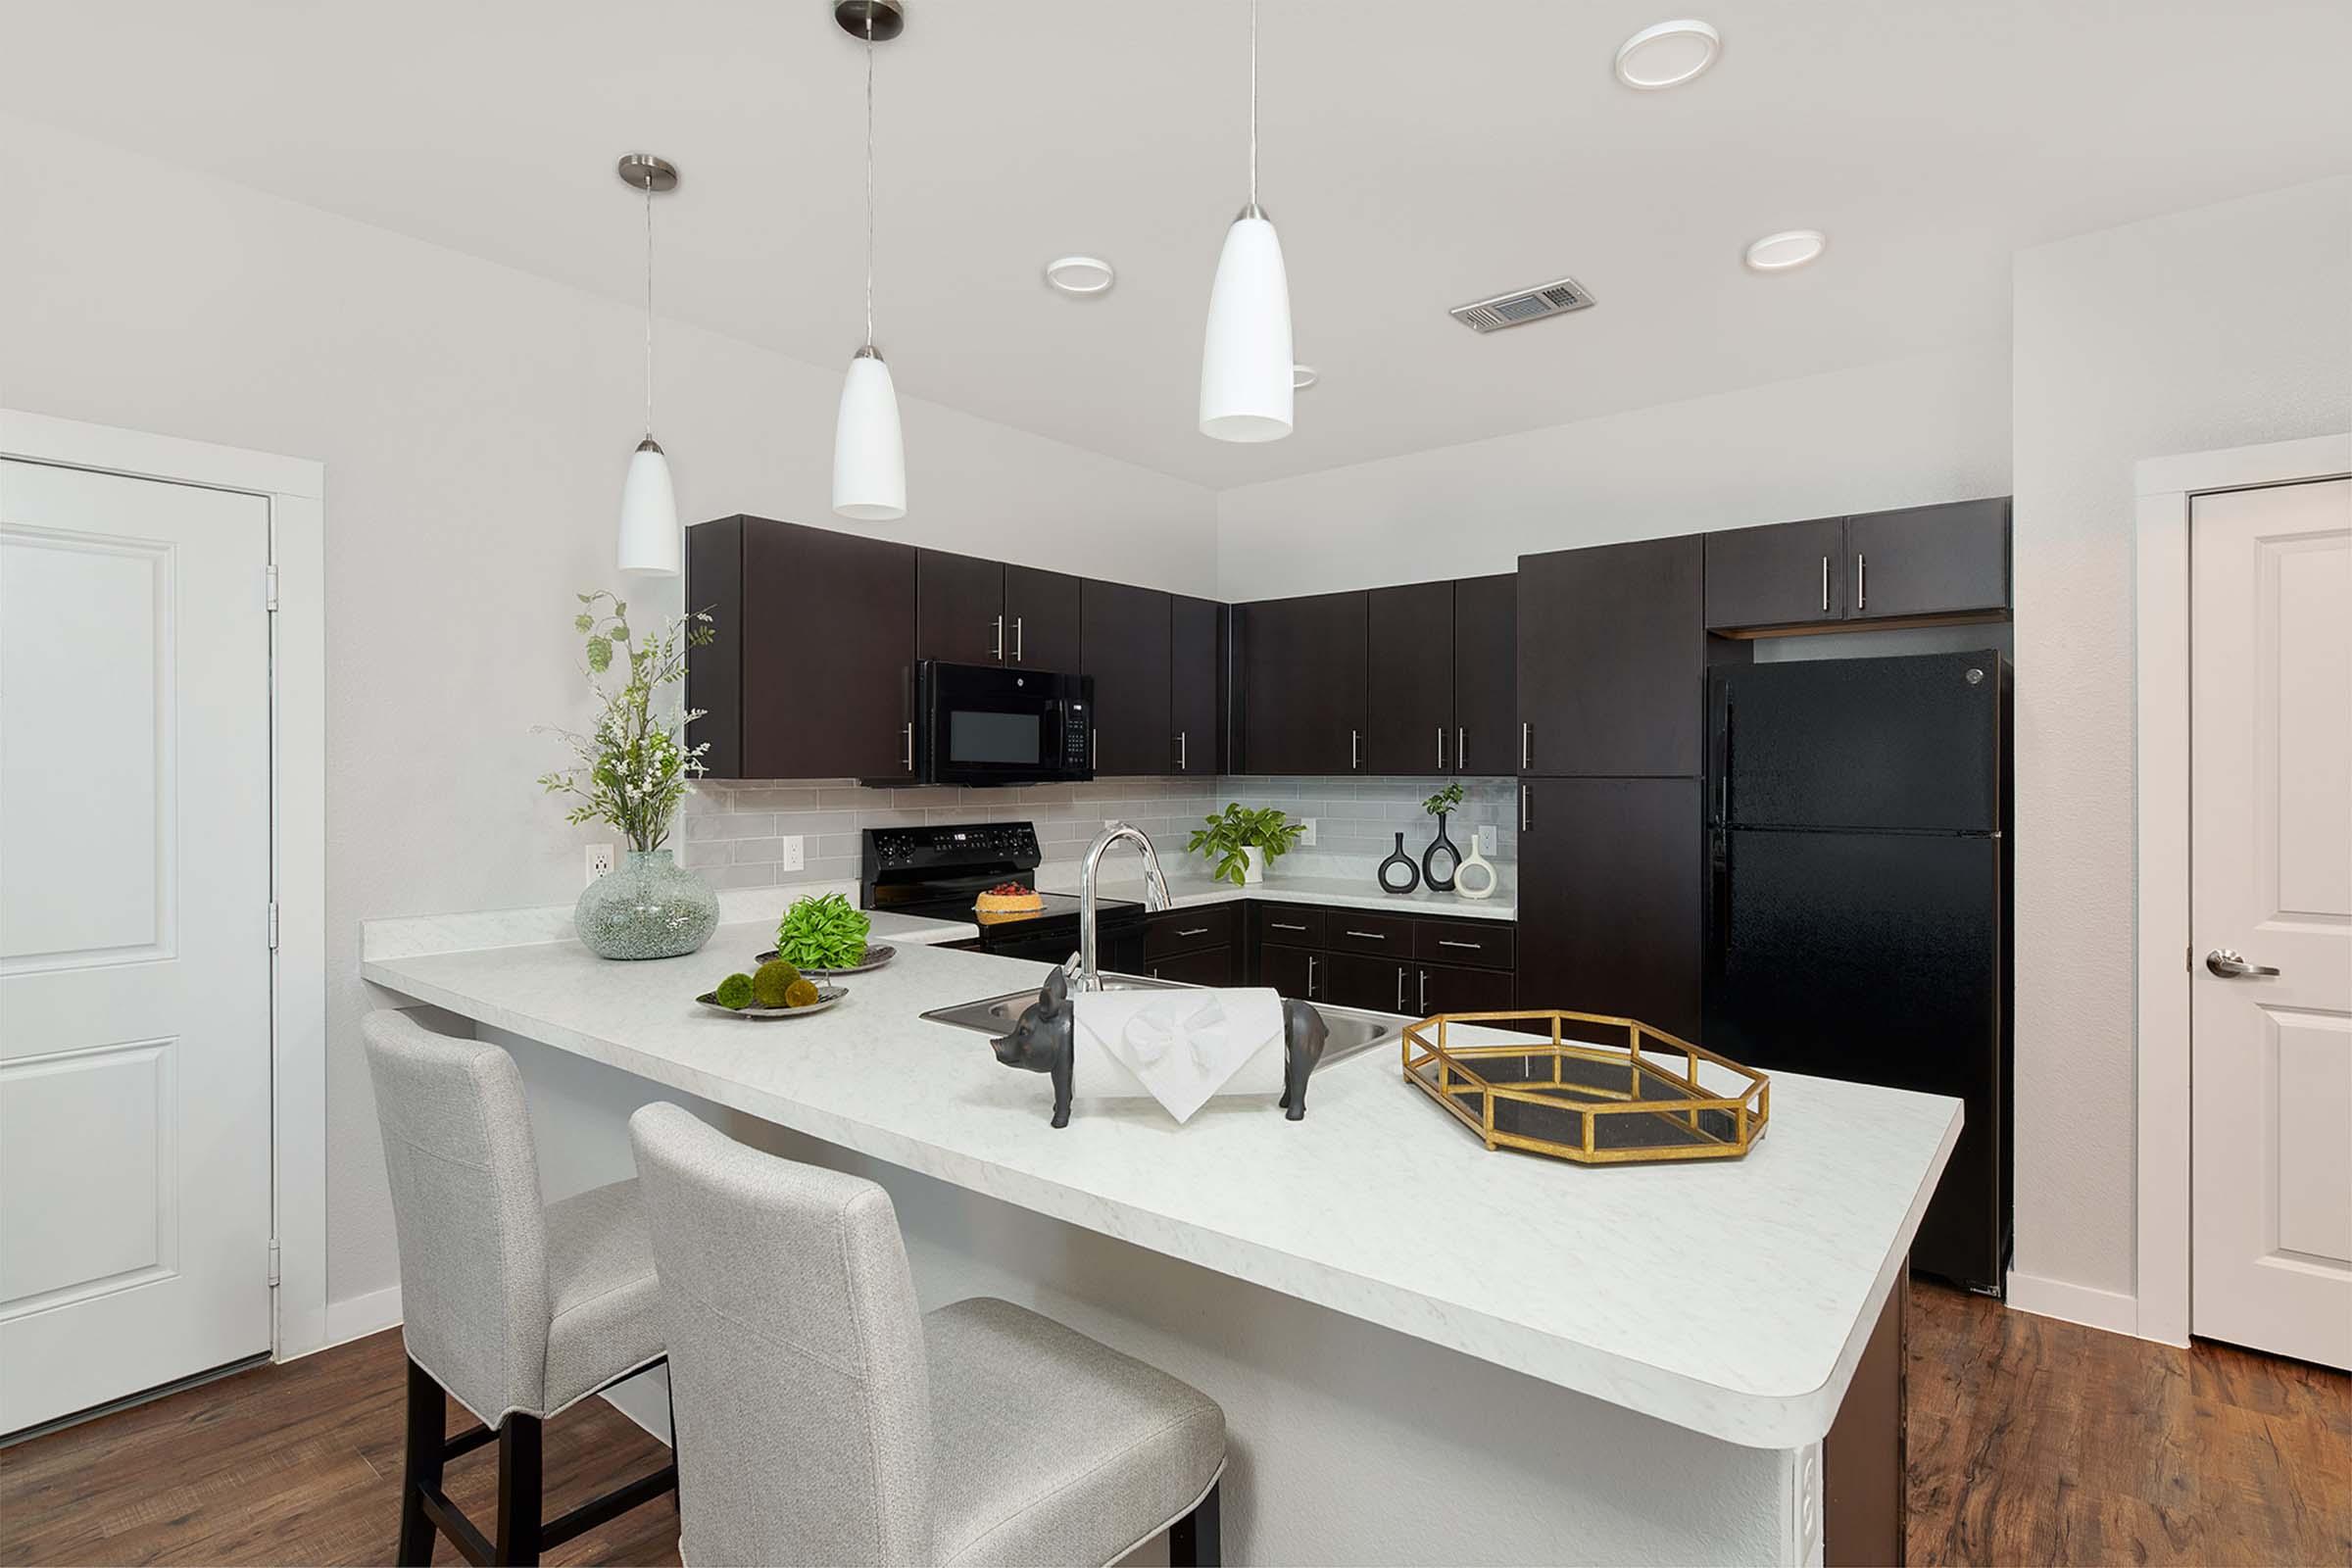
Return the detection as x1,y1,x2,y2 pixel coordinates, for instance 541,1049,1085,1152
1186,803,1307,887
538,591,719,959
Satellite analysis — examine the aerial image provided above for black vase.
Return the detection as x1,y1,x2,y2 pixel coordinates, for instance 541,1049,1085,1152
1421,810,1459,893
1377,832,1421,894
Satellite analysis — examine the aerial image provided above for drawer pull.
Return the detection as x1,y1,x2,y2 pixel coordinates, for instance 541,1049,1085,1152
1270,921,1307,932
1439,939,1483,950
1344,930,1388,941
1174,927,1209,938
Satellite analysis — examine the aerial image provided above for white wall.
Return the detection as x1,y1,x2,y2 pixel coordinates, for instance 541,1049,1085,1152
1213,344,2014,596
0,114,1219,1313
2009,175,2352,1301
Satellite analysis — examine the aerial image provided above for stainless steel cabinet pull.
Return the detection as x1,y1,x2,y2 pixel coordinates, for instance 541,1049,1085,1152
1437,726,1446,769
903,721,914,770
992,613,1004,660
1271,921,1306,931
1091,727,1099,769
1350,729,1360,769
1396,966,1406,1011
1345,930,1387,941
1175,927,1209,938
1177,731,1189,771
1821,555,1830,612
1151,968,1160,979
1456,726,1466,770
1855,554,1866,612
1418,969,1428,1013
2206,948,2280,978
1013,615,1024,662
1521,720,1531,771
1439,939,1481,950
1520,784,1531,832
1306,955,1318,998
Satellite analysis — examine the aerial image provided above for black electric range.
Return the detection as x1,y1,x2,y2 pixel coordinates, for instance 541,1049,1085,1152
860,821,1145,968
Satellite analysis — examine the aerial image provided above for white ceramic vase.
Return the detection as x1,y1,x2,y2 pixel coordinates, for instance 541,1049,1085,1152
1243,846,1265,884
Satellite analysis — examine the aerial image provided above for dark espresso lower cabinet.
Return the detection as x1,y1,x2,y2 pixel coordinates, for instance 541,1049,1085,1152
1149,946,1238,987
1325,952,1410,1013
1412,961,1514,1016
1256,943,1318,1003
1516,777,1703,1039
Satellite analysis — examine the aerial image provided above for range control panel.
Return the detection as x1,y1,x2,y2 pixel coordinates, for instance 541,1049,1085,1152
864,822,1043,876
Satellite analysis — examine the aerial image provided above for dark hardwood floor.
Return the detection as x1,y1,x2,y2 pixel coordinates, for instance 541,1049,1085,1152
3,1285,2344,1566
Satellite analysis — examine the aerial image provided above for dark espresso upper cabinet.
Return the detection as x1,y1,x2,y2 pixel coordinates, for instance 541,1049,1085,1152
688,515,915,782
1081,578,1172,776
1452,573,1516,775
1518,535,1706,778
1706,515,1848,631
1006,564,1083,670
1237,591,1368,775
1170,594,1227,776
1364,580,1455,773
915,549,1007,665
1846,498,2010,621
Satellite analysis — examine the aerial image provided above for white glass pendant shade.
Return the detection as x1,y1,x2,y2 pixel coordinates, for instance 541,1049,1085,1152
616,437,681,576
833,349,906,521
1199,213,1295,442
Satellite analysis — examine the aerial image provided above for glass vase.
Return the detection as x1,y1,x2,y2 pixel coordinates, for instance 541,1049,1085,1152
573,848,718,960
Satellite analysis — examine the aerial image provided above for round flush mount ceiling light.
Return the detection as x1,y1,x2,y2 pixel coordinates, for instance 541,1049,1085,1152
1614,20,1721,89
1292,365,1319,390
1743,228,1828,272
1045,256,1115,296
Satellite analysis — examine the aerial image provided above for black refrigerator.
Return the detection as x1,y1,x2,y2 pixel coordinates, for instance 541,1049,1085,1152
1704,651,2012,1294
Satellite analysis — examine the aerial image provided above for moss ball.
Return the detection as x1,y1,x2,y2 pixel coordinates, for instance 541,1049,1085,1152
712,972,755,1010
783,977,822,1008
752,958,802,1007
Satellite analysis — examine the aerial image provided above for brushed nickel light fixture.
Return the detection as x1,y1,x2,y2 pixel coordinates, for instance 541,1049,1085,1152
615,152,681,576
832,0,907,521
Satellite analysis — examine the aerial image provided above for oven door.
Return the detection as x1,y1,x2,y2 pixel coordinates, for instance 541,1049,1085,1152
917,662,1094,785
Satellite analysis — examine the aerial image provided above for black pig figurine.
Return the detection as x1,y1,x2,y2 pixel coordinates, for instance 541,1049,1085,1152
988,966,1333,1127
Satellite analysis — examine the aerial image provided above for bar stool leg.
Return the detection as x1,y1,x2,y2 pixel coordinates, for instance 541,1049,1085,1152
495,1413,544,1566
397,1359,444,1567
1169,1479,1221,1567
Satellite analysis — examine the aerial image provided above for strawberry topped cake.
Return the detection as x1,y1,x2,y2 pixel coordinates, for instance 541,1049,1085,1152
974,881,1045,914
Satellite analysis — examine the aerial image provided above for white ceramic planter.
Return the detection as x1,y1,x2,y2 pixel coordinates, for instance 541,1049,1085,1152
1243,846,1265,884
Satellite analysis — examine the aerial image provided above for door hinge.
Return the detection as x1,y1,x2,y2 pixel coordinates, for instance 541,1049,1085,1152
268,902,280,951
267,1239,281,1288
265,563,279,612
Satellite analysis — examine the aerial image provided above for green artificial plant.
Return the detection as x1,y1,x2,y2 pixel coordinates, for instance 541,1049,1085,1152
536,591,715,852
1422,782,1466,817
1186,802,1307,888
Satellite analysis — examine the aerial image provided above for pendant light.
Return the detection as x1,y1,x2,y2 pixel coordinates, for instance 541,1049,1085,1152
833,0,907,521
1199,0,1294,443
615,153,681,576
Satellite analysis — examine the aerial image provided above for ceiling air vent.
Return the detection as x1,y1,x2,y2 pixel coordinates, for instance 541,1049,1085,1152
1449,275,1595,334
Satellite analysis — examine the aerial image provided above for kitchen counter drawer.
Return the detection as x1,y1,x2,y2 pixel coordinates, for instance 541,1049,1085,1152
1414,918,1516,971
1327,911,1414,956
1250,903,1326,950
1146,904,1238,958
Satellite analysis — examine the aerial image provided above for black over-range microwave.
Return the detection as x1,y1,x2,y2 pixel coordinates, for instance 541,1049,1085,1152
913,661,1094,786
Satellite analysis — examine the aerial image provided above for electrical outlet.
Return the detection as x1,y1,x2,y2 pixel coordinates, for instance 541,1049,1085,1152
780,835,805,872
1297,817,1317,847
584,843,615,886
1478,823,1497,855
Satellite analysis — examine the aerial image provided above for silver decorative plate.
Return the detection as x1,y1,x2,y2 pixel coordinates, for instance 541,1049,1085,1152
753,944,897,976
694,984,851,1019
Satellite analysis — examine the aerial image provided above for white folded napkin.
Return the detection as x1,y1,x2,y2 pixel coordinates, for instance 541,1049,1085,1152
1069,987,1287,1123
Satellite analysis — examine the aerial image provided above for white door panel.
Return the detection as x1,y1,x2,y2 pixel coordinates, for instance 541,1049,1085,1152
2189,476,2352,1369
0,458,271,1431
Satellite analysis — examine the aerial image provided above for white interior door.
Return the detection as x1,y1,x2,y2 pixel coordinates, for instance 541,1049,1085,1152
0,458,273,1431
2189,475,2352,1370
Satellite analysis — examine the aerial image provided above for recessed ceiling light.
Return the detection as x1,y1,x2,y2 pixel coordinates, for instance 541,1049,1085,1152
1614,20,1721,89
1044,256,1114,296
1743,229,1828,272
1292,365,1319,390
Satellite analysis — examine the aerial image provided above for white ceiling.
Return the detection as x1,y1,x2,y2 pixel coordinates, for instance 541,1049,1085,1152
7,2,2348,488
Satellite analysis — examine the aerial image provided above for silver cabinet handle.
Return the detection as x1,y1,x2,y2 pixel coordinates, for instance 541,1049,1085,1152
1396,965,1406,1011
1821,555,1831,613
1418,968,1428,1013
1521,720,1531,771
1271,921,1307,932
1856,554,1867,612
1306,955,1318,999
2206,949,2280,978
1013,615,1024,662
1177,730,1189,771
1175,927,1210,938
903,721,914,770
1344,930,1388,941
1521,784,1531,832
1091,727,1099,769
1439,939,1482,950
1437,726,1446,770
993,613,1004,660
1457,726,1465,770
1350,728,1360,769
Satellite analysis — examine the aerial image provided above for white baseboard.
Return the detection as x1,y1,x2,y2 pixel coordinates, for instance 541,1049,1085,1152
2005,1270,2139,1338
317,1284,405,1351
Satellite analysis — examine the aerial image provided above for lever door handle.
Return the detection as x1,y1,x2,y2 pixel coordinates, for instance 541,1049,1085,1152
2206,949,2280,978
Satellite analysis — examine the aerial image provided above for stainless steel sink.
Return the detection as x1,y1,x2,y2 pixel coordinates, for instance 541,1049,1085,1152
922,975,1406,1066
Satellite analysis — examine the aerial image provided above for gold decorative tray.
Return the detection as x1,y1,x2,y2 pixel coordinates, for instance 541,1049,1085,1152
1401,1010,1769,1164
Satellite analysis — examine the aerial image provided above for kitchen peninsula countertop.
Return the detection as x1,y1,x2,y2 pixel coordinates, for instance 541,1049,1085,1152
362,921,1957,1449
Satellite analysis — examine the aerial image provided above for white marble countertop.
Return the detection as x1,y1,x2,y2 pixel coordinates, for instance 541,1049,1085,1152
363,924,1957,1448
1038,867,1519,922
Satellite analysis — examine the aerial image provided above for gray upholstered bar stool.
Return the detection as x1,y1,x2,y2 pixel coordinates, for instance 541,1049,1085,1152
627,1102,1229,1568
363,1009,677,1566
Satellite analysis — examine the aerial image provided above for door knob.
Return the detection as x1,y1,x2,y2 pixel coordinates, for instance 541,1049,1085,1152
2206,949,2280,978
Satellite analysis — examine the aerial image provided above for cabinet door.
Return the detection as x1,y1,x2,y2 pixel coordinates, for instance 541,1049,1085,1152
1705,515,1847,630
1325,952,1413,1014
743,518,917,780
1452,573,1517,775
1082,579,1172,776
1170,594,1227,776
1006,564,1084,671
1414,961,1515,1018
1515,777,1702,1039
1364,581,1455,773
1238,591,1368,774
1847,498,2010,620
1148,946,1237,987
1256,943,1318,1003
1517,536,1705,777
916,548,1005,664
684,517,748,778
